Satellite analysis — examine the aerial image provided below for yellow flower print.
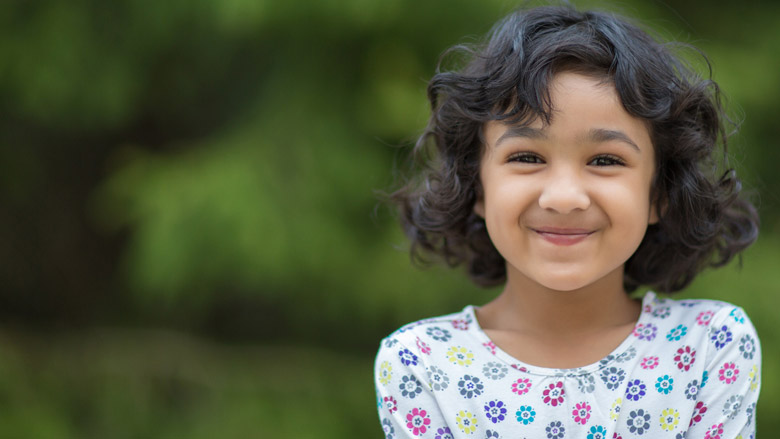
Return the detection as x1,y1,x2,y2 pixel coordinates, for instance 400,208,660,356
749,365,759,391
456,409,478,434
659,408,679,431
379,361,392,386
610,398,623,421
446,346,475,366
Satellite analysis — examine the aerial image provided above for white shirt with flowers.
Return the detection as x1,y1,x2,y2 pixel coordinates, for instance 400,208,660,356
374,292,760,439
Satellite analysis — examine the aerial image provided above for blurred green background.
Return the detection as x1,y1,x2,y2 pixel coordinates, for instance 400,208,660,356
1,0,778,437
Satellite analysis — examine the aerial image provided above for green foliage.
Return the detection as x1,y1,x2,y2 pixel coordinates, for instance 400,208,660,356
2,0,779,436
0,330,377,438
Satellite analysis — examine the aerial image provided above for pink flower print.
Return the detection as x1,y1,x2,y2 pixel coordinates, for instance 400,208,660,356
483,341,497,355
406,408,431,436
512,378,532,396
690,401,707,427
632,323,657,341
696,310,714,325
384,396,398,414
718,362,739,384
542,381,565,407
452,318,469,330
704,422,724,439
511,364,528,372
674,345,696,371
572,401,591,425
643,304,652,313
612,434,623,439
640,356,659,370
416,337,432,355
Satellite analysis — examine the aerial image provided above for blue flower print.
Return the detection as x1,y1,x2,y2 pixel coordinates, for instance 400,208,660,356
615,346,637,363
484,400,507,424
729,307,746,324
483,362,508,380
576,374,596,393
711,325,733,349
701,370,709,388
666,324,688,341
723,395,743,420
587,425,608,439
426,326,452,342
739,334,756,359
458,374,484,399
625,379,646,401
434,427,454,439
485,430,500,439
545,421,565,439
516,405,535,425
399,375,423,399
652,306,671,318
598,354,615,367
627,409,651,435
655,375,673,394
384,338,399,348
427,366,450,391
599,366,626,390
685,379,700,400
381,418,395,439
398,348,419,366
746,402,756,426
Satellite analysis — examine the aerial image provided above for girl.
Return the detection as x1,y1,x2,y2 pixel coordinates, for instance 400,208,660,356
375,4,761,439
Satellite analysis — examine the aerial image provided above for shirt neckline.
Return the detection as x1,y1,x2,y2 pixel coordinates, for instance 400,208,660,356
465,291,655,377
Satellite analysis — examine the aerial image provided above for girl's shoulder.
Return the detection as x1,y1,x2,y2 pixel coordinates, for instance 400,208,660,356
642,291,753,328
635,291,760,364
376,305,479,352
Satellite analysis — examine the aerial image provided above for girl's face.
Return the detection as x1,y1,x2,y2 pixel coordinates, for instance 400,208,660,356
475,72,658,292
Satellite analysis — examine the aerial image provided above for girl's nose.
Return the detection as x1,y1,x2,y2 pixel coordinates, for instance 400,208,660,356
537,171,591,214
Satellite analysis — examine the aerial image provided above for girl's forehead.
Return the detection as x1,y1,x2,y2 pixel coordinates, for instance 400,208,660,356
483,73,653,150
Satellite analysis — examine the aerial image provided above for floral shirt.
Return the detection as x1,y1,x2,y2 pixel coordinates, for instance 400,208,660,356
374,292,761,439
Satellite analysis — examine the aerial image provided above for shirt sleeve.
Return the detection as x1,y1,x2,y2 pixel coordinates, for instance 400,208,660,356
686,305,761,439
374,335,452,439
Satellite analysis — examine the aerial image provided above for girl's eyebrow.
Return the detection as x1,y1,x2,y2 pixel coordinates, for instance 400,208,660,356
495,126,547,147
586,128,641,152
495,126,640,152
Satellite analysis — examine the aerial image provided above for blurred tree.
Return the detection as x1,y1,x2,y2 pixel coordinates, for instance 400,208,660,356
0,1,778,435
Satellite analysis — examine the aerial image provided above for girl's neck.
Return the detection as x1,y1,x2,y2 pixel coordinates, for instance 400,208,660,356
477,265,641,337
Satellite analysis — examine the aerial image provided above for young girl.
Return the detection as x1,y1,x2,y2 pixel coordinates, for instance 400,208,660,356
375,5,761,439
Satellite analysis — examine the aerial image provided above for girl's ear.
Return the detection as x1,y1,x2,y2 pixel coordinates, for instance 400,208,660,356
648,205,659,225
648,196,666,225
474,198,485,218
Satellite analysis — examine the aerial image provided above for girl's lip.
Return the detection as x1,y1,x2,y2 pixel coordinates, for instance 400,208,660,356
531,227,594,235
531,227,594,246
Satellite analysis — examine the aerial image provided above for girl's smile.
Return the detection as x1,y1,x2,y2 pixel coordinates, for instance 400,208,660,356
530,227,595,246
475,71,659,293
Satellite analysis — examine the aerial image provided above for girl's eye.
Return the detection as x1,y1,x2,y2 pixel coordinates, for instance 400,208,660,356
507,152,544,164
588,155,625,167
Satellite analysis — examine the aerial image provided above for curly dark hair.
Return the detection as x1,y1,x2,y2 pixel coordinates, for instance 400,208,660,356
392,4,759,293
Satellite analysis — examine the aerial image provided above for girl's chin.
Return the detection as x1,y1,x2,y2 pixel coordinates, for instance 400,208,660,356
509,267,622,293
